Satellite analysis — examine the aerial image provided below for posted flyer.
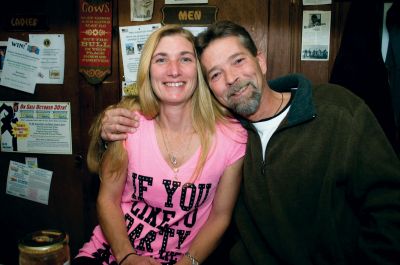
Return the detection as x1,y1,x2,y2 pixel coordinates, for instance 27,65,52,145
0,101,72,154
165,0,208,4
301,10,331,61
29,34,65,84
6,160,52,205
0,38,41,94
131,0,154,21
302,0,331,5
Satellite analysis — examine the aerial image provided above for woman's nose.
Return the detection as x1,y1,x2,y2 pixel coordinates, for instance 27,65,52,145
167,60,180,77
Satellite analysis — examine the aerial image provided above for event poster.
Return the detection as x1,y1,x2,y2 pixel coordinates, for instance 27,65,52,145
0,101,72,154
0,38,41,93
29,34,65,84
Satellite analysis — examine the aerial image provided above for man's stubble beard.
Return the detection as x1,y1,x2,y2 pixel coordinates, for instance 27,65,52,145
227,81,261,117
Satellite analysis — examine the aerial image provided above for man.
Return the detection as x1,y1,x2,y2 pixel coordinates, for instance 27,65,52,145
99,21,400,264
310,14,321,27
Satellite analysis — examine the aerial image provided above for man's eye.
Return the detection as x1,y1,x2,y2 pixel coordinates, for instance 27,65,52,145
210,72,221,81
234,58,244,64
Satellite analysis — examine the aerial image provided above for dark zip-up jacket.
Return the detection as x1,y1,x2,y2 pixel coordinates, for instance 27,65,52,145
230,74,400,265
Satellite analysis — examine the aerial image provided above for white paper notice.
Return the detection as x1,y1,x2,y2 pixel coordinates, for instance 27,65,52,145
6,160,53,205
0,38,41,94
131,0,154,21
120,23,161,82
165,0,208,4
301,11,331,61
302,0,331,5
29,34,65,84
0,101,72,154
25,157,38,168
184,26,207,36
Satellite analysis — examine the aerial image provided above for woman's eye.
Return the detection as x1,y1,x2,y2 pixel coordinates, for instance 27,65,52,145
181,57,194,63
154,57,166,64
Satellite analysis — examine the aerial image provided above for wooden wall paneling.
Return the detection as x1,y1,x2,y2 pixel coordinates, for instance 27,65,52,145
117,0,166,83
49,0,85,257
0,0,85,263
290,0,303,76
298,4,332,85
78,0,123,250
78,75,100,246
328,1,351,80
0,0,355,263
267,0,294,79
118,0,165,26
293,1,351,85
210,0,269,57
118,0,269,82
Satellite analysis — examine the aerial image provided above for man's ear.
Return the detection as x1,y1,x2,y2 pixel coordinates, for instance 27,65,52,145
256,51,267,75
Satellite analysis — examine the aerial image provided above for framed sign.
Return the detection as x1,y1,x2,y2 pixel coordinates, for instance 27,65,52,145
162,5,217,26
3,14,48,32
78,0,113,85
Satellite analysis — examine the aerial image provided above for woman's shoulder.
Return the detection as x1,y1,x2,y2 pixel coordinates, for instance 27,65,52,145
216,119,248,144
126,112,155,139
134,112,154,125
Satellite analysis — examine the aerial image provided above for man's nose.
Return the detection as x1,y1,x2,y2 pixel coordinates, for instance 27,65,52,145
225,68,239,86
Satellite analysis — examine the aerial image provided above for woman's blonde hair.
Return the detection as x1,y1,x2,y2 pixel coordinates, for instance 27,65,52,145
87,25,231,181
86,96,140,175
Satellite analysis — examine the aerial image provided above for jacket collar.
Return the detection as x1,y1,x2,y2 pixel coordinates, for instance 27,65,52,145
236,74,316,130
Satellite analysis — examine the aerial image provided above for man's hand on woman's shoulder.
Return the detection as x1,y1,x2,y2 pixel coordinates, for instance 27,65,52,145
101,107,140,141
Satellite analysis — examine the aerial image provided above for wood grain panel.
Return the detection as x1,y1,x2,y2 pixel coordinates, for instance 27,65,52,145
0,0,85,263
267,0,293,79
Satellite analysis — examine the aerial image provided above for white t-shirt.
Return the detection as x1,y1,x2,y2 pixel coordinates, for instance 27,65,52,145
253,107,290,159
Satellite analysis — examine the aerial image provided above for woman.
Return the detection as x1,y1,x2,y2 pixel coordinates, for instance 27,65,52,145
74,25,247,265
